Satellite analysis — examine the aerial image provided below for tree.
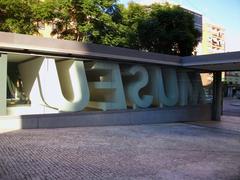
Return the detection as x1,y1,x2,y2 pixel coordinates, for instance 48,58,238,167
137,3,200,56
0,0,37,34
0,1,200,56
122,2,148,49
33,0,78,40
34,0,128,46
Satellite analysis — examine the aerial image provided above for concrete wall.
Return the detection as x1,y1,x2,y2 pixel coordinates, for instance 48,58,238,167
0,104,212,129
0,54,7,115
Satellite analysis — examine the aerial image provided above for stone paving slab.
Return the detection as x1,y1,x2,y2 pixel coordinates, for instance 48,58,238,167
0,121,240,180
223,98,240,117
187,116,240,134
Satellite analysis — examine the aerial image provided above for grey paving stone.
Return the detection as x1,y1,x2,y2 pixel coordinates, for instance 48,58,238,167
0,121,240,180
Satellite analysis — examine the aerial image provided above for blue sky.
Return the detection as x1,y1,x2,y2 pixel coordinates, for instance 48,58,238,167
119,0,240,52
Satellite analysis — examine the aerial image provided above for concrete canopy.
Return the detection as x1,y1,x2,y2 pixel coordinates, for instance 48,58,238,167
182,51,240,71
0,32,180,65
0,31,240,71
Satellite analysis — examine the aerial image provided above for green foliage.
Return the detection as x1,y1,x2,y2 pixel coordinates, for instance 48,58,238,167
33,0,127,45
0,0,37,34
0,1,200,56
122,2,148,49
33,0,81,40
137,3,200,56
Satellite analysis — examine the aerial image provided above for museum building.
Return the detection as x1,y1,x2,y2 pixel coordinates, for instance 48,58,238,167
0,32,240,129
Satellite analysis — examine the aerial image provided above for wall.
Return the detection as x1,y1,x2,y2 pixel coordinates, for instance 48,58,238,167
0,54,7,115
0,104,212,129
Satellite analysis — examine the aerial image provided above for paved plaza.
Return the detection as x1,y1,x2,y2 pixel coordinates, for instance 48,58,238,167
0,116,240,180
223,97,240,116
0,98,240,179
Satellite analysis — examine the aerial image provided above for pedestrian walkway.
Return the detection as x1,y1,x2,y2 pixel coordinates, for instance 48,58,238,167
0,118,240,180
188,115,240,134
223,97,240,116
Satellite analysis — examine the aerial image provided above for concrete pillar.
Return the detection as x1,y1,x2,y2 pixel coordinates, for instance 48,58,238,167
0,54,7,115
212,71,222,121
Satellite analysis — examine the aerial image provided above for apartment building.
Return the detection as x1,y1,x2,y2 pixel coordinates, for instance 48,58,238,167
202,23,225,54
37,22,56,38
200,23,240,96
223,72,240,85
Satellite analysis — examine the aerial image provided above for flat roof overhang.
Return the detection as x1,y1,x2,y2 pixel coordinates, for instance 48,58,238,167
1,31,240,71
0,32,180,66
182,51,240,71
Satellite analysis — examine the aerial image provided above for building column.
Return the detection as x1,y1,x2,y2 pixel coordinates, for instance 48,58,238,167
212,71,222,121
0,54,7,116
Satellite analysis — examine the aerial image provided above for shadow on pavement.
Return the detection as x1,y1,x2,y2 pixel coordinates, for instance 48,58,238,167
222,97,240,117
